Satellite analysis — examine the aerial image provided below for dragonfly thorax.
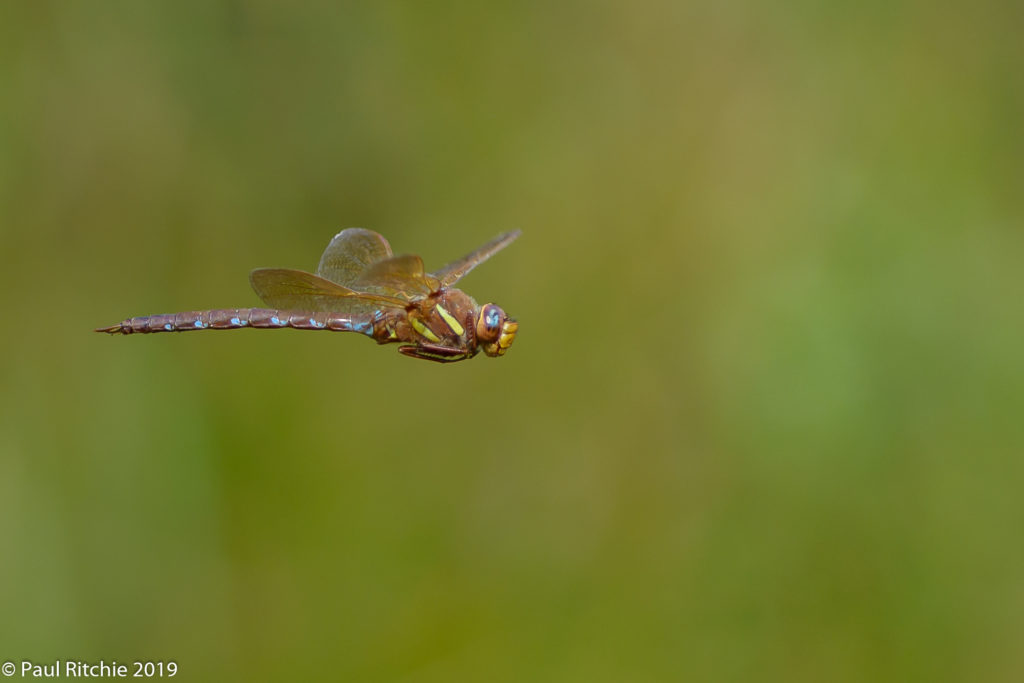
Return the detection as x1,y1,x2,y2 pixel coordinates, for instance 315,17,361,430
390,290,517,361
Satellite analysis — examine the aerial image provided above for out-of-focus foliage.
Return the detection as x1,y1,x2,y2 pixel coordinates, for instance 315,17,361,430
1,2,1022,681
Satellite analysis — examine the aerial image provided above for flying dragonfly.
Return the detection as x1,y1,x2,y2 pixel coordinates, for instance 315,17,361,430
96,229,520,363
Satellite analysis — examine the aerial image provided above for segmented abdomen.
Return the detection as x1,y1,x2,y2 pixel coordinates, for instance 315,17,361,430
97,308,374,335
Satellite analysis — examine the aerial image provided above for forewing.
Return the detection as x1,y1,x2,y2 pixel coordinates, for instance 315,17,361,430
250,268,408,314
430,230,521,287
316,228,393,286
351,254,440,298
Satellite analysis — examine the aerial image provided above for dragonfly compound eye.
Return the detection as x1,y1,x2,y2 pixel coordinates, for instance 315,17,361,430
476,304,503,343
477,305,517,357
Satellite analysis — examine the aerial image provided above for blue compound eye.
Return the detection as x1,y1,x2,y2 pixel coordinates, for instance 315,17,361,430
476,304,504,342
485,307,500,330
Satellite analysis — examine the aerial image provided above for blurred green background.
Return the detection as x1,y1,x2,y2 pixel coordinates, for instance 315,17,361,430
2,2,1022,681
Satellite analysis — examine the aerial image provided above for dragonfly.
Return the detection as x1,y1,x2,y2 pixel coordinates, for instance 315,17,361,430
96,229,520,363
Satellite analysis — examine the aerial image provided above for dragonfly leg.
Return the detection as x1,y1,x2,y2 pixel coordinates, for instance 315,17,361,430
398,344,471,363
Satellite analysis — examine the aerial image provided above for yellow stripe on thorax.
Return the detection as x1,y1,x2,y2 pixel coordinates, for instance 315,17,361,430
434,304,465,337
410,316,440,343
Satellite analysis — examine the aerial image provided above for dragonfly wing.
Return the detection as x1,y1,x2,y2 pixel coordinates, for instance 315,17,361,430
316,228,393,286
250,268,409,314
430,230,521,287
351,254,440,298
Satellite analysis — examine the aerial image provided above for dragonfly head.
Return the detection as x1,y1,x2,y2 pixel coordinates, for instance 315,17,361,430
475,303,518,357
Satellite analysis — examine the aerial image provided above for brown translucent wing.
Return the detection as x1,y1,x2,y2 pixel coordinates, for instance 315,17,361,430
249,268,409,314
430,230,522,287
350,254,440,299
315,228,393,286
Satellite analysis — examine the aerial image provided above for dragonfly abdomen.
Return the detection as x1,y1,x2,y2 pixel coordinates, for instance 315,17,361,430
95,309,375,335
